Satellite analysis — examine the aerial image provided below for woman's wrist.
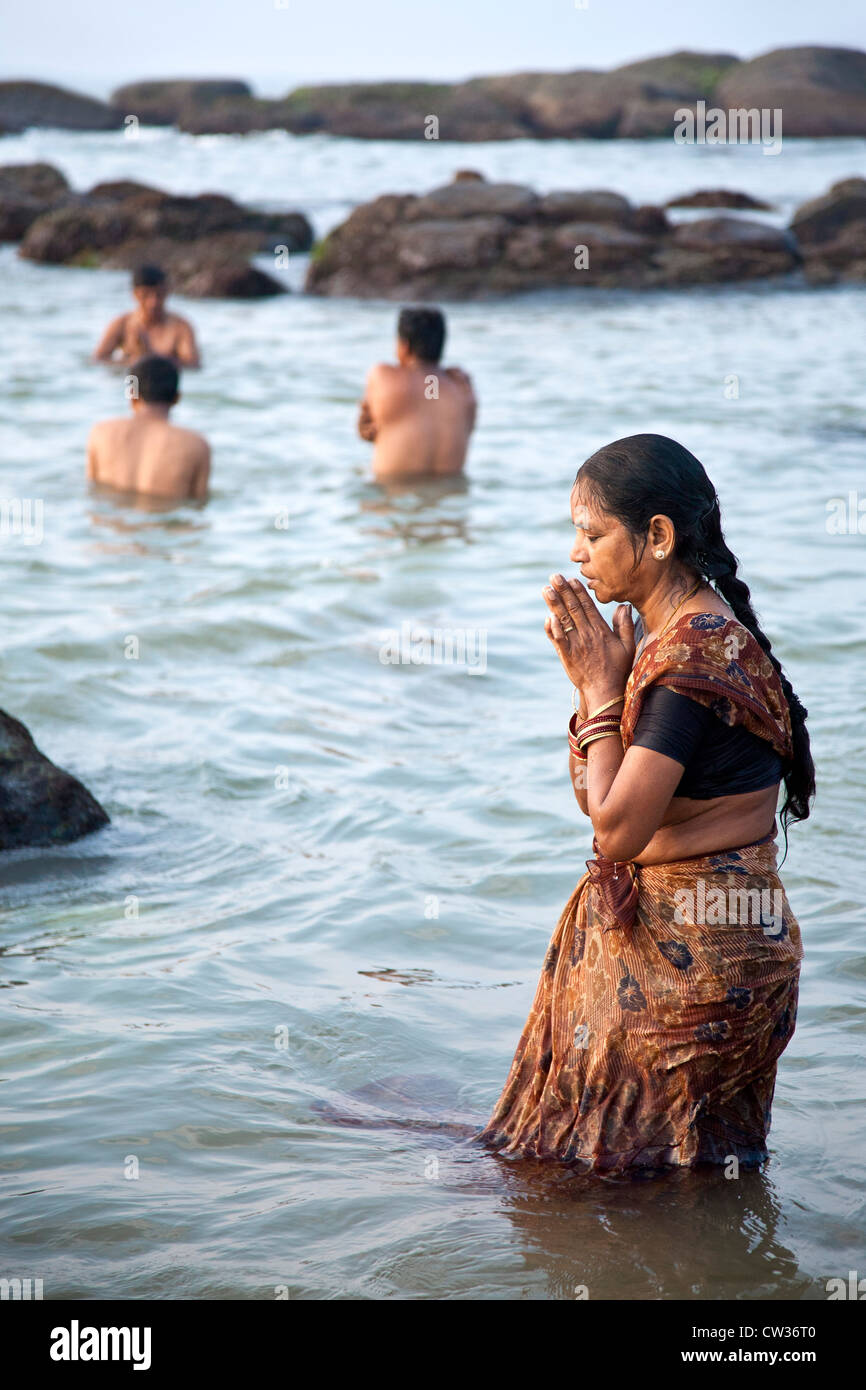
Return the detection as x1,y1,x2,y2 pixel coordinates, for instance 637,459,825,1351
582,688,624,716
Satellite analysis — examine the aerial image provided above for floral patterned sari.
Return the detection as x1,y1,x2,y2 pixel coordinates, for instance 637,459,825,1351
478,613,803,1171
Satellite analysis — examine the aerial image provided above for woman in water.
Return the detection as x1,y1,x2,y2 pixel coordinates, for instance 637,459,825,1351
479,435,814,1171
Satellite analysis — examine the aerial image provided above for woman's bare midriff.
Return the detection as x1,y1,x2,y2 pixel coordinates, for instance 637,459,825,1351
633,784,780,865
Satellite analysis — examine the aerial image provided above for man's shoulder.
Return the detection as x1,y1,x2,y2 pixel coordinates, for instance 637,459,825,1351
367,361,400,381
366,362,407,401
90,415,126,437
443,365,473,389
168,422,209,453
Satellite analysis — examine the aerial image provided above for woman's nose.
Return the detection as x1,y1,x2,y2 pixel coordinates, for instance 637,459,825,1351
570,539,587,563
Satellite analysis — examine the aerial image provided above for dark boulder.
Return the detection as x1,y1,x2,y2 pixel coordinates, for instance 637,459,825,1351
536,190,633,223
790,177,866,244
666,189,774,211
632,204,671,235
790,178,866,283
405,181,538,221
86,179,165,202
20,202,137,262
178,258,288,298
0,710,109,850
19,183,313,295
655,216,799,284
0,161,70,240
96,232,288,298
0,81,121,133
0,162,69,201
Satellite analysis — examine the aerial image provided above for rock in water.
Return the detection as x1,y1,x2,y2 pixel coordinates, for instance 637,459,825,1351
305,179,799,298
0,710,109,850
0,162,70,242
0,81,122,133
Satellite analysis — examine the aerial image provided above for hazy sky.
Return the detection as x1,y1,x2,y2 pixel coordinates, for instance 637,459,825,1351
2,0,863,97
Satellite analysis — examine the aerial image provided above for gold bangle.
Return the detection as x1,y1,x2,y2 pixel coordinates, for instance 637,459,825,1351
571,686,582,715
580,729,623,749
586,695,625,720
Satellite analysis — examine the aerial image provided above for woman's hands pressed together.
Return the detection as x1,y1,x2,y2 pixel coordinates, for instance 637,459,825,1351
542,574,635,708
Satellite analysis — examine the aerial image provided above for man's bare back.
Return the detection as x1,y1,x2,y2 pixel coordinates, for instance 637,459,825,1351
358,307,475,485
359,362,476,484
88,411,210,502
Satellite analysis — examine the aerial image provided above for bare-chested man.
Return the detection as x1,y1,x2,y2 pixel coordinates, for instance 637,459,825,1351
357,306,476,485
92,264,201,369
87,355,210,502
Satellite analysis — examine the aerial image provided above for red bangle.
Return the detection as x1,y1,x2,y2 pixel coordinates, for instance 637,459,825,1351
569,708,622,756
568,712,587,759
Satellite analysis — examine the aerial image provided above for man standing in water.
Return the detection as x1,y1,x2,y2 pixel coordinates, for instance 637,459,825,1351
357,306,476,484
92,264,201,369
86,355,210,502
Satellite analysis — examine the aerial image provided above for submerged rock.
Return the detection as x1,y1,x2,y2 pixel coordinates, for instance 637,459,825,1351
0,710,109,850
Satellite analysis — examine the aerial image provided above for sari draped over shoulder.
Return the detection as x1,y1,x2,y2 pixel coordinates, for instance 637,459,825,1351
478,613,803,1171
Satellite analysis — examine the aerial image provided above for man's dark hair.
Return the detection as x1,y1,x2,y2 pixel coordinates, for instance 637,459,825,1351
397,306,445,363
130,355,178,405
132,263,167,289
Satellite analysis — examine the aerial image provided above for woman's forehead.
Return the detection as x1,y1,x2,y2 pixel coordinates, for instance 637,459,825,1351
569,486,604,527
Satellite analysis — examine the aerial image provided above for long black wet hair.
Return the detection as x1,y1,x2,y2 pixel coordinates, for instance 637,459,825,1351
575,433,815,834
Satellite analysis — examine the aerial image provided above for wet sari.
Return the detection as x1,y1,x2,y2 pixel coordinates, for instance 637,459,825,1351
478,613,804,1171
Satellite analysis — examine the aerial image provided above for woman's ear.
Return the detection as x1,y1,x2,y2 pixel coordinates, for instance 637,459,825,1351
648,514,676,555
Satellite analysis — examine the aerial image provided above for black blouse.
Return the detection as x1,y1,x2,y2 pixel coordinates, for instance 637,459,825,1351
631,684,783,799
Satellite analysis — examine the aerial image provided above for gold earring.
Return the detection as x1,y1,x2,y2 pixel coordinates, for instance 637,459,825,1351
654,549,665,560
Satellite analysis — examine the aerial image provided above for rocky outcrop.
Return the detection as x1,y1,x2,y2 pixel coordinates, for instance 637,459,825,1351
715,46,866,138
6,48,866,139
17,183,310,298
0,81,122,133
0,161,70,240
98,45,866,140
0,710,109,850
172,53,741,140
471,51,739,140
665,189,774,211
305,176,800,298
790,178,866,283
110,78,252,125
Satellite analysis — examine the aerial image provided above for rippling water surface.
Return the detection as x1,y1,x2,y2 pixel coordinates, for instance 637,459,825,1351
0,128,865,1300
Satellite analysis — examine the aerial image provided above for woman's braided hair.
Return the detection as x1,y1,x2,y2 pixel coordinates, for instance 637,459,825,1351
575,434,815,833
